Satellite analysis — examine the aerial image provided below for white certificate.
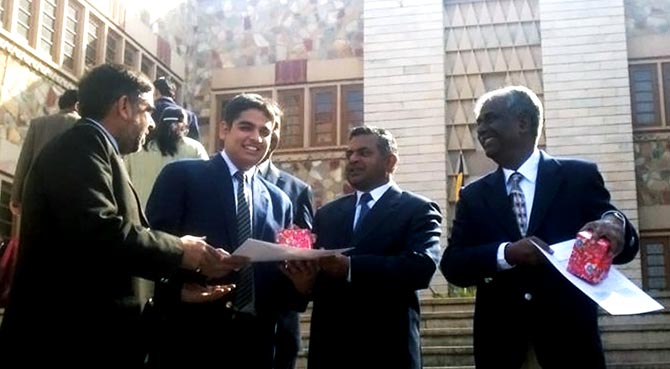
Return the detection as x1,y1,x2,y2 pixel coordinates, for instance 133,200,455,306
534,239,664,315
232,238,353,262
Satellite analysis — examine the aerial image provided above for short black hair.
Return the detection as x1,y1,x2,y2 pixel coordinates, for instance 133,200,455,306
153,76,176,98
78,64,153,121
223,93,282,127
58,89,78,110
349,125,398,157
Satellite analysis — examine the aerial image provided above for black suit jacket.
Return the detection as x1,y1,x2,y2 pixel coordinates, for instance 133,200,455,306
440,152,639,369
0,121,184,367
307,184,442,369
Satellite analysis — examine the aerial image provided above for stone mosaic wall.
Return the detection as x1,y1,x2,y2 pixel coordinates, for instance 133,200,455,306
156,0,363,118
634,134,670,206
0,45,73,175
625,0,670,36
276,157,349,209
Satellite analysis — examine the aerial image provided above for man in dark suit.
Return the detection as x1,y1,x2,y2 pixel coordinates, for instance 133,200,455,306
303,126,442,369
0,64,242,368
440,86,639,369
258,122,314,369
145,93,309,368
10,89,80,216
152,76,200,141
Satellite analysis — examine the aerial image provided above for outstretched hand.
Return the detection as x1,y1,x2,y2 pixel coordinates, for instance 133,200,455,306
181,283,235,303
580,218,624,256
281,260,319,295
504,236,553,267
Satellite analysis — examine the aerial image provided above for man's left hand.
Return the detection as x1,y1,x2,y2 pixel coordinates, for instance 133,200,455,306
318,254,350,280
580,218,625,256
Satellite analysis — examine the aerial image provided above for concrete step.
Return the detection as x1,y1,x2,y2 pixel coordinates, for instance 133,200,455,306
608,363,670,369
422,346,474,367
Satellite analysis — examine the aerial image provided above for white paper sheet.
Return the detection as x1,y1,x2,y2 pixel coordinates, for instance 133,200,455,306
534,239,664,315
232,238,353,262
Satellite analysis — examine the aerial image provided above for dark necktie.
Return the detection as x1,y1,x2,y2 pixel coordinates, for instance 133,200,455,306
233,171,255,315
509,172,528,237
354,192,372,231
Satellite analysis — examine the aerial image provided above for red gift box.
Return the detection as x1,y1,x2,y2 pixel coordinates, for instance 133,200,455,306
276,228,315,249
567,230,613,284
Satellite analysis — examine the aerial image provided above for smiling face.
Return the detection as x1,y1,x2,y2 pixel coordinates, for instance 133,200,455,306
219,108,273,170
345,134,397,192
476,96,530,169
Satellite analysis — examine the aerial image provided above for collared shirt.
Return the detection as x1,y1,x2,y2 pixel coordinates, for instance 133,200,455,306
497,148,541,270
220,150,257,230
84,118,119,154
352,181,394,230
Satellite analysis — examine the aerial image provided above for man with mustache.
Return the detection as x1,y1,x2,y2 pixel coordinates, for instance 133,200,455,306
0,64,238,368
302,126,442,369
440,86,639,369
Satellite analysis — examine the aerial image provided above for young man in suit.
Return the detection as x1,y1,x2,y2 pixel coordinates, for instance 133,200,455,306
302,126,442,369
0,64,241,368
258,121,315,369
145,93,310,368
10,89,80,216
440,86,639,369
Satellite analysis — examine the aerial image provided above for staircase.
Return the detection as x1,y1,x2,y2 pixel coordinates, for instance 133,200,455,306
297,292,670,369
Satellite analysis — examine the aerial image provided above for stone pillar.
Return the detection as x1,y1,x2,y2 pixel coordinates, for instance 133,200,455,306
539,0,641,282
363,0,447,293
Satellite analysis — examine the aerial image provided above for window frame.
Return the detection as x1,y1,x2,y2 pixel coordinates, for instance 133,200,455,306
340,83,364,145
277,88,305,149
629,63,663,129
310,86,338,148
640,235,670,291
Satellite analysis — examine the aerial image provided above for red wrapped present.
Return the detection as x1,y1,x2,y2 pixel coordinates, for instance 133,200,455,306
276,227,315,249
567,230,613,284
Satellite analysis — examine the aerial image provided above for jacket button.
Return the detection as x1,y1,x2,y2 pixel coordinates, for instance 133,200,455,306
225,301,233,309
524,293,532,301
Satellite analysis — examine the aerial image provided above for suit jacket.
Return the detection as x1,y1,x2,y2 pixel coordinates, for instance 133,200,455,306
307,184,442,369
262,162,314,230
11,110,79,204
261,162,314,369
0,121,184,367
152,96,200,141
145,154,305,368
440,152,639,369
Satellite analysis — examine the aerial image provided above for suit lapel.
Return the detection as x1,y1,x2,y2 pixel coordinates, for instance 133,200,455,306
483,168,523,240
210,155,238,251
526,152,563,236
351,185,402,247
252,175,270,237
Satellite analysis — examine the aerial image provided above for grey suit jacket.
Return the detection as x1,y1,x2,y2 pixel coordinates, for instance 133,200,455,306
11,110,79,204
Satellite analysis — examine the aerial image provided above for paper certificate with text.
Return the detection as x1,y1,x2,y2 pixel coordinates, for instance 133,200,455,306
233,238,352,262
535,239,664,315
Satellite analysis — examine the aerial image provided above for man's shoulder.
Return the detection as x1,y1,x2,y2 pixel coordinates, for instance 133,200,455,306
258,175,292,205
278,169,310,191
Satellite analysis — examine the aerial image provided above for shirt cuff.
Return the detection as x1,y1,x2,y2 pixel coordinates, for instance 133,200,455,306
497,242,514,270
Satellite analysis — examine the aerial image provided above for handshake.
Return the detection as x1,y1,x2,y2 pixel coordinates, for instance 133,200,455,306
178,235,251,303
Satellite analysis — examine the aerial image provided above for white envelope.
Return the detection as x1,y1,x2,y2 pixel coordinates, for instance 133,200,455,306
232,238,353,262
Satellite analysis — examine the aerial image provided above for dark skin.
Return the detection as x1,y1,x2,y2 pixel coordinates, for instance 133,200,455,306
477,96,625,267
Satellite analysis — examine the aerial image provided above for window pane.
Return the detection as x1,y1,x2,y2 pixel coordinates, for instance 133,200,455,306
16,0,32,40
62,3,80,71
648,277,666,290
86,18,101,68
277,89,304,149
124,44,137,68
106,30,120,64
311,87,336,147
39,0,57,56
341,84,363,145
630,64,660,127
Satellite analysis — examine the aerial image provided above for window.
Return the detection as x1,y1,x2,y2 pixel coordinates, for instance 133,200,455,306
277,89,304,149
640,236,670,291
155,66,168,80
311,86,337,147
62,2,80,72
85,16,101,68
16,0,33,41
630,64,661,127
0,0,5,29
124,43,138,68
39,0,57,57
341,84,363,143
105,29,120,64
141,55,154,78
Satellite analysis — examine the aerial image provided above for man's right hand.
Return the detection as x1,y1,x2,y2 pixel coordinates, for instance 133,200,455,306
180,235,250,279
504,236,553,267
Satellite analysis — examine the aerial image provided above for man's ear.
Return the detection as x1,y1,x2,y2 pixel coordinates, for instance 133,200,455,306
116,95,132,120
386,153,398,173
219,121,230,141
